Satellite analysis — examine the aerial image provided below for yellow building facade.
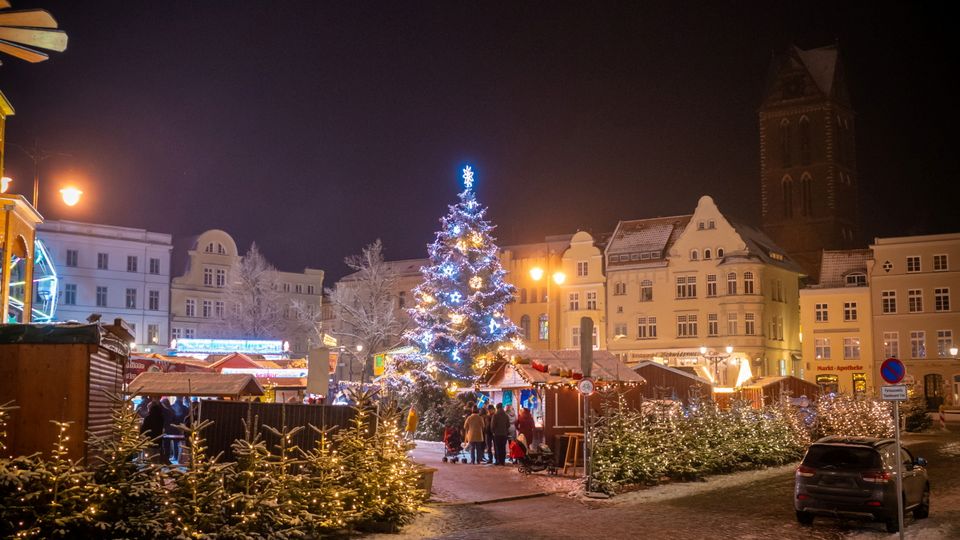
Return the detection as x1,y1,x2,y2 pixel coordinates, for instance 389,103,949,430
604,196,803,386
869,233,960,408
799,250,874,395
556,231,606,350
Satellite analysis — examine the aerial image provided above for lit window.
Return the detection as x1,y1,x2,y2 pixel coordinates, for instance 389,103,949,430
910,331,926,358
538,314,548,341
814,338,831,360
937,330,953,357
843,337,861,359
883,332,899,358
640,280,653,302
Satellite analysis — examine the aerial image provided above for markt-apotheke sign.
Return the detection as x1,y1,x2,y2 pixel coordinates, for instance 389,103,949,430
815,364,865,372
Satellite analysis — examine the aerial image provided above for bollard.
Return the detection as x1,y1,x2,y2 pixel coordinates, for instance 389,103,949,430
940,404,947,431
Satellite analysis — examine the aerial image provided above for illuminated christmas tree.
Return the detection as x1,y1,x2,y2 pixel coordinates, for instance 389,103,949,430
406,166,519,379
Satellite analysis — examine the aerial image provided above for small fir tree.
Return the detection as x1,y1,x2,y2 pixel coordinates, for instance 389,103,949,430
367,401,422,527
263,422,317,536
405,166,519,379
903,394,933,432
167,419,233,538
302,425,351,533
222,417,281,538
333,390,383,525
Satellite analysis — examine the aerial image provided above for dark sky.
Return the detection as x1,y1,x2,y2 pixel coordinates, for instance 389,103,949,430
2,1,956,281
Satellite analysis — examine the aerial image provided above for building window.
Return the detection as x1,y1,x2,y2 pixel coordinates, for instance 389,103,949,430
727,313,738,335
637,316,657,339
128,324,136,341
743,272,755,294
184,328,196,339
906,256,921,273
843,337,861,359
614,323,627,338
201,300,211,318
398,291,406,308
577,261,588,277
572,327,580,348
814,338,831,360
123,288,136,309
744,313,756,335
586,291,598,310
66,249,78,267
282,283,290,293
63,284,77,305
204,243,213,253
706,274,717,297
815,303,828,322
185,299,196,317
216,243,226,255
540,288,548,302
216,269,226,288
934,254,948,272
937,330,953,357
149,257,161,275
96,286,108,307
640,280,653,302
704,249,712,260
127,256,138,273
717,247,724,258
799,174,813,216
883,332,899,359
843,302,858,321
520,315,531,340
726,272,737,295
203,268,214,287
690,249,699,261
697,221,705,230
568,293,580,311
707,313,718,336
935,288,950,312
147,324,159,344
908,289,923,313
881,290,897,314
171,327,182,341
519,288,527,303
148,290,160,311
215,301,225,319
845,273,866,287
780,120,791,167
538,314,548,341
97,253,109,270
799,116,811,165
676,276,697,299
708,220,715,229
910,331,926,358
782,176,794,218
614,282,626,296
295,284,303,294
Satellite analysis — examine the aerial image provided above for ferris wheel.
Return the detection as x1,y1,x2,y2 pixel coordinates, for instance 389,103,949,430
7,238,58,322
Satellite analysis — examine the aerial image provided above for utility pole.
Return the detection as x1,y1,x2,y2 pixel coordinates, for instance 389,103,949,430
9,140,71,211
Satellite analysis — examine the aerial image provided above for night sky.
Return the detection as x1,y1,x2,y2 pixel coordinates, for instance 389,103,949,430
1,1,956,281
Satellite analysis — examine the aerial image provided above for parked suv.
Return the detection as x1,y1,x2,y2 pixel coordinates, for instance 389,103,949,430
795,436,930,532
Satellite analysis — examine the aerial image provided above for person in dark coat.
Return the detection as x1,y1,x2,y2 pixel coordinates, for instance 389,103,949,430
140,399,164,462
159,398,178,463
516,406,535,445
483,404,495,463
491,403,511,466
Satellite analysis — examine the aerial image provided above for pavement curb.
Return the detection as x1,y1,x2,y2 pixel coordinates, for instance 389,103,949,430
429,491,557,506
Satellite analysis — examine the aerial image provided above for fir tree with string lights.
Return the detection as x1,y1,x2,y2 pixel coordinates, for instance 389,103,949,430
223,418,281,538
406,165,520,379
302,425,351,534
167,418,233,538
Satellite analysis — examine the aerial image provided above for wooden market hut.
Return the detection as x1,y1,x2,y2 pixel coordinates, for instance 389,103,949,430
477,350,644,452
0,321,133,462
712,375,821,409
127,372,264,400
632,361,713,406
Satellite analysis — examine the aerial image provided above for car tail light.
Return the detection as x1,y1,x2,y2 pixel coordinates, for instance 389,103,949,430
866,501,883,507
796,465,815,478
861,470,891,484
797,494,810,500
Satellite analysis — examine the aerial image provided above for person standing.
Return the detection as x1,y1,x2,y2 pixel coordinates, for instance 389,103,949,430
516,406,535,445
139,399,164,463
491,403,511,466
505,404,518,440
463,407,485,464
484,404,495,463
404,405,419,442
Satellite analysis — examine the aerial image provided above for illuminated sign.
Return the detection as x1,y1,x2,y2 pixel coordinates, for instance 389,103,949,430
172,338,287,356
221,368,307,378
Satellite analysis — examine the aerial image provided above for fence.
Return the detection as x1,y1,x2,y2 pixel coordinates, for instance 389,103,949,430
200,401,360,462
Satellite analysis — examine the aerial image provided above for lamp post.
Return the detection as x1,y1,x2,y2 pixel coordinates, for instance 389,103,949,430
530,259,566,349
7,141,81,211
354,343,364,383
700,345,734,385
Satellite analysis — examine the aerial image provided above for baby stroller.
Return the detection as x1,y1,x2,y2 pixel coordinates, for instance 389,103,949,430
510,435,557,475
441,425,467,463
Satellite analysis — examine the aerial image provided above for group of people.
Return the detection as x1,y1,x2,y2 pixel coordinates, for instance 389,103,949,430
136,396,196,463
462,403,536,465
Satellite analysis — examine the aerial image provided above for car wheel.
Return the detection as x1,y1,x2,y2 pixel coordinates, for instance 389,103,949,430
913,484,930,519
795,511,814,525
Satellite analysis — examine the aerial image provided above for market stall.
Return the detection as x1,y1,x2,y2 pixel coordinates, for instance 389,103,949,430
127,371,264,399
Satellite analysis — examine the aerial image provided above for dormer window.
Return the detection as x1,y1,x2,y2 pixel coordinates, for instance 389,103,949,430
690,249,699,261
717,248,724,258
704,249,712,260
697,221,705,230
845,273,867,287
707,220,715,229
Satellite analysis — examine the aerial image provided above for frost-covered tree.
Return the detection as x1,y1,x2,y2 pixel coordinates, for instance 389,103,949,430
224,242,284,339
405,166,518,379
327,239,405,379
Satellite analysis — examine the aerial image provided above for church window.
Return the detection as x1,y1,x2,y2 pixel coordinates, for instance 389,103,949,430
782,176,794,218
799,173,813,216
799,116,811,165
780,119,791,168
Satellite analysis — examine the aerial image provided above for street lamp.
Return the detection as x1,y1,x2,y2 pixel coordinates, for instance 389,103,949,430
950,346,958,357
530,262,566,348
700,345,734,385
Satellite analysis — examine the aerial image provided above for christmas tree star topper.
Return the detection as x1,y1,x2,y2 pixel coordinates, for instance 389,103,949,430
462,166,474,189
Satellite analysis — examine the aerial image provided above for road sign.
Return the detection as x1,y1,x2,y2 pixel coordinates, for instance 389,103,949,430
577,377,595,396
880,357,906,384
881,384,908,402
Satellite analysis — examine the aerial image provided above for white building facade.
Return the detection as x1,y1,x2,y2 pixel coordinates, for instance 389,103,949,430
37,220,173,350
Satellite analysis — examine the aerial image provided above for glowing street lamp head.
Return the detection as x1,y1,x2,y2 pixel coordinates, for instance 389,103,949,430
0,176,11,193
951,346,959,357
529,267,544,281
725,345,734,354
552,271,566,285
699,346,708,355
60,187,83,206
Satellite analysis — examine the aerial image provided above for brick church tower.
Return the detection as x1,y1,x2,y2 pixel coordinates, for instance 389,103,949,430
759,44,858,281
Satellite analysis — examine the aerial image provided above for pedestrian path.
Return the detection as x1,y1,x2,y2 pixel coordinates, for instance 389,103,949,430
411,440,564,504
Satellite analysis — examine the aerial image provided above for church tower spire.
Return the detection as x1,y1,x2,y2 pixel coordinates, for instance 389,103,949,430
759,44,858,281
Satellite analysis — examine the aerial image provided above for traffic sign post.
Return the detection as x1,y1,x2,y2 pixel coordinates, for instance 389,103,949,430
880,357,908,539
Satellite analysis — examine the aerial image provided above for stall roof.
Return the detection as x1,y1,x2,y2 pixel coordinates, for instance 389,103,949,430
0,321,132,356
480,350,644,388
128,372,264,398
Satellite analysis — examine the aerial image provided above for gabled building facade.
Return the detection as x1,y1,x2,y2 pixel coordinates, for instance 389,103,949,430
605,196,804,386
